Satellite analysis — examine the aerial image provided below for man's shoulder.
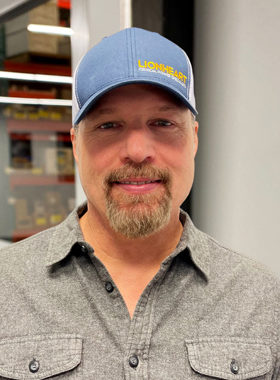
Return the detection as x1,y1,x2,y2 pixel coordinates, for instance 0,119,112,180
0,206,83,271
0,226,56,270
181,211,280,292
201,229,280,295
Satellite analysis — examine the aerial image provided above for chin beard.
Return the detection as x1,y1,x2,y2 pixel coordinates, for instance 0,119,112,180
104,164,172,239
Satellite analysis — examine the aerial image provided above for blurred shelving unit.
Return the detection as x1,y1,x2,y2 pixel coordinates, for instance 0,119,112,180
0,0,75,243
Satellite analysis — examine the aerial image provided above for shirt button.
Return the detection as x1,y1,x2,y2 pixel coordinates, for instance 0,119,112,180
230,359,239,374
105,281,114,293
29,358,40,373
79,243,88,254
129,355,139,368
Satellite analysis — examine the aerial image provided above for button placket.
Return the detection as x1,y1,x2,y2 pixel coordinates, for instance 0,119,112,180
129,355,139,368
105,281,114,293
78,242,88,254
29,358,40,373
230,359,239,374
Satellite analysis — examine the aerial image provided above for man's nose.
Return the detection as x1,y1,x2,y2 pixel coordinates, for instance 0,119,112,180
119,126,155,164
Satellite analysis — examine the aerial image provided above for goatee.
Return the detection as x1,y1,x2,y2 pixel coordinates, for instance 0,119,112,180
103,164,172,239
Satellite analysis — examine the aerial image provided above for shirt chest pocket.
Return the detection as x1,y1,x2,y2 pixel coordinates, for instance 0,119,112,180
0,334,82,379
185,337,272,380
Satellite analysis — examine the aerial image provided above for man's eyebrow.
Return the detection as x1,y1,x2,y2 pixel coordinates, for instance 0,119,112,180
87,104,184,119
85,107,116,121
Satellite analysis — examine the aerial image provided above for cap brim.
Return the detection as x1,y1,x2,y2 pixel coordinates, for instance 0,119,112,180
73,79,198,125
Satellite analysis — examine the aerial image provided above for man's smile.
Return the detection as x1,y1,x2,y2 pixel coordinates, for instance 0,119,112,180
113,178,162,194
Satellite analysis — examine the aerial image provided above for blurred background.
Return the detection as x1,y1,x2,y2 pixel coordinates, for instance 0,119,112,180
0,0,279,277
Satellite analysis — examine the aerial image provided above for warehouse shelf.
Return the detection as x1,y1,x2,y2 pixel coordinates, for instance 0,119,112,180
8,89,56,99
7,119,72,133
9,132,71,142
0,0,73,242
4,60,71,76
9,174,74,189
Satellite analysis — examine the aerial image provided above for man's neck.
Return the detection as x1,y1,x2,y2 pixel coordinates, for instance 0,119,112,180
79,206,183,267
79,205,184,318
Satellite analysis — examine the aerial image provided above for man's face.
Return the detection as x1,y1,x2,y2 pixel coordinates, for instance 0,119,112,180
71,84,198,238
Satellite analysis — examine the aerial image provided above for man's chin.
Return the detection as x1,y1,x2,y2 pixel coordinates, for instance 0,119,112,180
105,196,171,239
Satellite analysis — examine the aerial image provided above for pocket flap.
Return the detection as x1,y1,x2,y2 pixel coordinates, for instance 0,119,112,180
0,333,82,379
185,337,272,380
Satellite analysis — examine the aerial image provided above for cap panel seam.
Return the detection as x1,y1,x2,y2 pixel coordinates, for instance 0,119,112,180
126,27,133,77
131,27,136,77
182,49,191,100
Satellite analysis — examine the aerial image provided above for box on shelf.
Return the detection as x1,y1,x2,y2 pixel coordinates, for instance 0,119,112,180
10,139,32,169
57,148,74,175
15,199,33,230
8,85,57,99
5,1,58,34
5,1,59,57
58,35,71,57
5,30,59,57
45,191,66,226
33,200,48,228
44,147,74,175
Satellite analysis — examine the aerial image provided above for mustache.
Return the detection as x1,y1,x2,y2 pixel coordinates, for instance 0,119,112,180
104,164,171,187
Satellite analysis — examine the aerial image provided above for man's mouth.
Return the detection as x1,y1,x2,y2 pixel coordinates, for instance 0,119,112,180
115,179,161,185
104,165,171,196
112,178,162,194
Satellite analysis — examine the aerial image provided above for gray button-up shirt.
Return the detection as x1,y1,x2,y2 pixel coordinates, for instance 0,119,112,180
0,204,279,379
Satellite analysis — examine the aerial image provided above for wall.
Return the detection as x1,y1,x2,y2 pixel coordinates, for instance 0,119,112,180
193,0,280,275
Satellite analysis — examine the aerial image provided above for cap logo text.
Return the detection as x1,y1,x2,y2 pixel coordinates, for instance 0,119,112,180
138,60,187,87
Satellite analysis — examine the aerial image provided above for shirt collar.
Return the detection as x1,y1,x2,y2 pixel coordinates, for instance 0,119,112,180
45,204,210,280
45,203,87,267
175,210,210,280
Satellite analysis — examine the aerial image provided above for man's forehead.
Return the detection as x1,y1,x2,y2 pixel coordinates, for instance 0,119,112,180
86,105,187,121
84,84,188,119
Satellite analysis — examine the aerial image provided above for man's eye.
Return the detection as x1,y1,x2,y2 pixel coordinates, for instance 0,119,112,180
152,119,172,127
99,122,119,129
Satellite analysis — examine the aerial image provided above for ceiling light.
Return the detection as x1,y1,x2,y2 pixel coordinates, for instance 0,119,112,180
0,97,72,106
0,71,72,84
27,24,73,36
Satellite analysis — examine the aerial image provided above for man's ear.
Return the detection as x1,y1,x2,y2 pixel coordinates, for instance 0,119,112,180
193,121,199,157
70,127,78,162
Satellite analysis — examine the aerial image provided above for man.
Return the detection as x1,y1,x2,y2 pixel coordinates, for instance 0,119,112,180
0,27,279,379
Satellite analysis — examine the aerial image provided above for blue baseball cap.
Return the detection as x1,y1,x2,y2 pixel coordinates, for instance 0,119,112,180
73,27,197,125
